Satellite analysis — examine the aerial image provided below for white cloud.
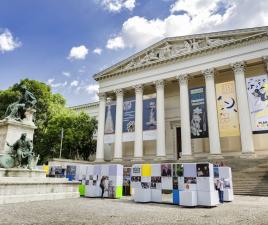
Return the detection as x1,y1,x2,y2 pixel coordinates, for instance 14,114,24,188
106,36,125,50
106,0,268,50
70,80,79,87
47,78,68,88
98,0,135,12
68,45,88,60
93,48,103,55
86,84,99,101
62,71,71,77
0,29,21,53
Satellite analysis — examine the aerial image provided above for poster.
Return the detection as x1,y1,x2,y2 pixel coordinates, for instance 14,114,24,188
143,98,157,130
189,87,208,138
216,81,240,137
123,98,135,132
246,74,268,133
104,100,116,134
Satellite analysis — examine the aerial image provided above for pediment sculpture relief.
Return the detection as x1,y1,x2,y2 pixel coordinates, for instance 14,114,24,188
123,37,235,70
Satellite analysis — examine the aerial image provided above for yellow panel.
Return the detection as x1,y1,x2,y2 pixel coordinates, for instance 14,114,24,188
141,164,151,177
42,165,49,175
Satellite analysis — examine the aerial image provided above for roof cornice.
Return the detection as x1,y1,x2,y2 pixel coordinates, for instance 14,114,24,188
94,26,268,81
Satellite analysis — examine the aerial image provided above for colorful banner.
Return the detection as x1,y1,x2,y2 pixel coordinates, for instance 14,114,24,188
216,81,240,137
104,101,116,134
189,87,208,138
246,74,268,132
123,98,135,132
143,98,157,130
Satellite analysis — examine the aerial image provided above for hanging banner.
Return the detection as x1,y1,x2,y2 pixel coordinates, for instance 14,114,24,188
143,98,157,131
216,81,240,137
123,98,136,132
246,74,268,133
104,100,116,134
189,87,208,138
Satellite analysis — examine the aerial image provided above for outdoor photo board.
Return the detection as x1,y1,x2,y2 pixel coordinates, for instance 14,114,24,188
49,164,124,199
131,163,233,207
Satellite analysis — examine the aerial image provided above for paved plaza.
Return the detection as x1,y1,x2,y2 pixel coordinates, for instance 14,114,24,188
0,195,267,225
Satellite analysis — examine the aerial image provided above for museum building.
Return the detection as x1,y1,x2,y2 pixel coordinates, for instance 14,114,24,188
72,26,268,163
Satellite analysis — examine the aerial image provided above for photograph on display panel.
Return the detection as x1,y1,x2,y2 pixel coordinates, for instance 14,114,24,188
246,74,268,133
172,164,183,177
143,98,157,130
196,163,210,177
189,87,209,138
161,164,172,176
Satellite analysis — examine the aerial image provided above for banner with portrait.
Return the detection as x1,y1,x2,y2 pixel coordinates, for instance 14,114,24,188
143,98,157,131
189,87,208,138
216,81,240,137
104,100,116,134
246,74,268,133
123,97,136,133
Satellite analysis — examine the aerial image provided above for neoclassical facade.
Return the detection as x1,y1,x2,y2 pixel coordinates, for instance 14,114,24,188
77,26,268,162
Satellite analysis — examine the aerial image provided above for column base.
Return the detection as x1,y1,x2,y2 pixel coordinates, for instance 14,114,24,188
240,152,256,159
131,157,144,163
94,159,105,163
179,155,194,161
112,158,123,163
154,156,166,162
208,154,224,160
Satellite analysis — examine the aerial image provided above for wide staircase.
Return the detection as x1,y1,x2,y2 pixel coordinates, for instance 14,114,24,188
214,156,268,196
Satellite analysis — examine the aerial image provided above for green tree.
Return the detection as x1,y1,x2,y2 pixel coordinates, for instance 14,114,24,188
0,79,97,163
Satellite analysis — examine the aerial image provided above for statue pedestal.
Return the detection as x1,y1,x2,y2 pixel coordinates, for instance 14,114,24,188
0,118,36,155
0,168,80,204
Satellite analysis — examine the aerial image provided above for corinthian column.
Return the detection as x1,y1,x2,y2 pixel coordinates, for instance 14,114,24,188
95,92,106,162
231,61,254,155
113,89,123,161
202,68,222,156
155,80,166,159
134,84,143,160
177,74,192,158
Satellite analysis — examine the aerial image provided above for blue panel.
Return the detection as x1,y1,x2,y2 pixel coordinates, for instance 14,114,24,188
173,190,180,205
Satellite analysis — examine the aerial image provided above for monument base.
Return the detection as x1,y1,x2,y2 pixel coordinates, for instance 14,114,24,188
0,168,80,205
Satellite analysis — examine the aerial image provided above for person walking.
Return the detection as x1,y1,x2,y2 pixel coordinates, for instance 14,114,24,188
100,176,107,199
217,178,224,203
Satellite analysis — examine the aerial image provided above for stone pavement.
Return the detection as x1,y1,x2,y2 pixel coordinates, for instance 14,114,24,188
0,195,267,225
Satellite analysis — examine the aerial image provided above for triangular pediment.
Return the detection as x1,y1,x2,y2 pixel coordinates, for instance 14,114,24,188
94,26,268,80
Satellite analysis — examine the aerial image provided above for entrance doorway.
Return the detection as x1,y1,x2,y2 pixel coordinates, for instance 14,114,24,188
176,127,182,159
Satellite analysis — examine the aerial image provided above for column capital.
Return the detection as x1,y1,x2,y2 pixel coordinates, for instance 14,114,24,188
154,80,164,89
98,92,106,101
231,61,245,73
263,56,268,72
114,88,123,97
134,84,143,93
177,74,189,85
202,68,214,80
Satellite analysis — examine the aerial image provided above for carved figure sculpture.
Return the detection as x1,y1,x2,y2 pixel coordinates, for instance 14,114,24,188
4,85,37,121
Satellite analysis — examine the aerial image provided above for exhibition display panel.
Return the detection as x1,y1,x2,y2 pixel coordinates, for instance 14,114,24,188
49,164,124,199
131,163,233,207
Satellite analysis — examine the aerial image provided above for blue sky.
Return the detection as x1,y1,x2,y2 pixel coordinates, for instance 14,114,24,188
0,0,268,106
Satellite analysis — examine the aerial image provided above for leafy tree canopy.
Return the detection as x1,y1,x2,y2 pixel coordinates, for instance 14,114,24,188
0,79,97,163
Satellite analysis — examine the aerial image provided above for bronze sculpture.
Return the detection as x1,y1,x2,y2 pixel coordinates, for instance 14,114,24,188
4,85,37,121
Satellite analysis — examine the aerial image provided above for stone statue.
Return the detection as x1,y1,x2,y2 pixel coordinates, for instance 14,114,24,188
7,133,35,169
4,85,37,121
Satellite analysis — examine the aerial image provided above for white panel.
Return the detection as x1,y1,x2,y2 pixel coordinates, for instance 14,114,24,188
133,189,151,202
197,191,219,206
179,191,197,206
151,189,162,202
224,189,234,201
219,167,232,179
162,177,172,190
151,164,161,176
197,177,215,192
